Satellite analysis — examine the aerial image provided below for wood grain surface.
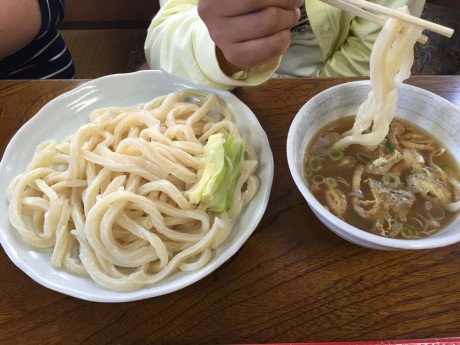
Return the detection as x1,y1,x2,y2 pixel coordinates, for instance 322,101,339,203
0,76,460,345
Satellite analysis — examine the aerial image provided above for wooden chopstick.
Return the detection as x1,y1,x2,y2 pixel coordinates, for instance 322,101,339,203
344,0,454,37
320,0,428,44
321,0,455,43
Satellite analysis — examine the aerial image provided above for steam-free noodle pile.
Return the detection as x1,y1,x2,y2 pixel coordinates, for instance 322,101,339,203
7,89,260,291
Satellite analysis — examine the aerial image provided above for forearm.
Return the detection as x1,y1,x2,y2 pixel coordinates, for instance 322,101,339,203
0,0,41,59
145,0,280,90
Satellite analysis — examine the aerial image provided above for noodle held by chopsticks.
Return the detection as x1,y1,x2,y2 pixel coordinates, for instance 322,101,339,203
333,5,424,149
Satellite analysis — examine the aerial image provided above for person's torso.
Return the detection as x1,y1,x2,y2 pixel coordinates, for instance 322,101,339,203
274,3,323,77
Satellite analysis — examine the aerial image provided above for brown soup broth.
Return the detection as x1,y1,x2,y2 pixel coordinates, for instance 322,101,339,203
304,116,460,239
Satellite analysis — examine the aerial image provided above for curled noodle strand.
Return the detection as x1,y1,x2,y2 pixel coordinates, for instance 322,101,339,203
8,90,260,291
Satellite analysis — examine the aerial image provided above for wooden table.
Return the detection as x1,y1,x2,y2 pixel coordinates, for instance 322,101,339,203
1,76,460,345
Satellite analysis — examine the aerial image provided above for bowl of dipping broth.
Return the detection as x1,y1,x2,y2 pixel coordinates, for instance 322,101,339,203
287,80,460,250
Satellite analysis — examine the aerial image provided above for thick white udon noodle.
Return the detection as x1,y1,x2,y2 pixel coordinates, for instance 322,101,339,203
334,6,424,149
7,89,260,291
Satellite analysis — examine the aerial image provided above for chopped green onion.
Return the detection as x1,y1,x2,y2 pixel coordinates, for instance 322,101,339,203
401,224,418,239
309,156,324,172
304,167,313,179
312,175,325,185
324,177,338,188
384,137,395,153
382,172,401,189
327,148,344,161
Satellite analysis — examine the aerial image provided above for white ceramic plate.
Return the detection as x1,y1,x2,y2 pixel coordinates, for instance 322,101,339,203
0,70,274,302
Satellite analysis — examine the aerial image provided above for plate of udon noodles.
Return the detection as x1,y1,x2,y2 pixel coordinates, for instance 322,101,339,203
0,70,274,302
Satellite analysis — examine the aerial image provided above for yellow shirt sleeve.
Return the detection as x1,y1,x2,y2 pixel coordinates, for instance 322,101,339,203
144,0,280,90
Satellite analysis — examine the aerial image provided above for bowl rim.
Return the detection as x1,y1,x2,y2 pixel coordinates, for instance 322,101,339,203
287,80,460,250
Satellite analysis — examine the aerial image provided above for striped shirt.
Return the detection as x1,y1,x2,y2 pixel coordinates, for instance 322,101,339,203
0,0,75,79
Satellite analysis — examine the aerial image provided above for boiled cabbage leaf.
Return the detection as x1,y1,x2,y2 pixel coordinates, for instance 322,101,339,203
187,133,244,212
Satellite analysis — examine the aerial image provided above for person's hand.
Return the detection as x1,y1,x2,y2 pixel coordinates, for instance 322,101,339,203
197,0,303,75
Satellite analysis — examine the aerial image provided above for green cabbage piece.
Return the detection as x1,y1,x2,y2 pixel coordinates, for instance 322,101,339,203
187,133,244,212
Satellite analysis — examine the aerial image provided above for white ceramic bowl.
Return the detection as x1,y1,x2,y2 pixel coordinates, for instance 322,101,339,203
0,70,274,302
287,80,460,250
